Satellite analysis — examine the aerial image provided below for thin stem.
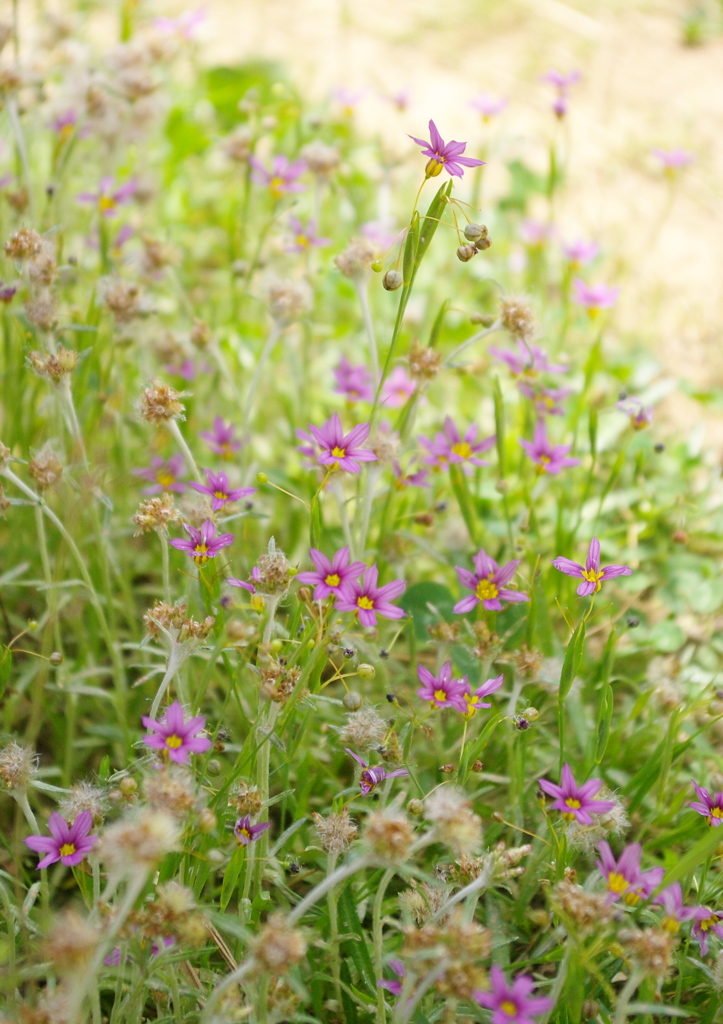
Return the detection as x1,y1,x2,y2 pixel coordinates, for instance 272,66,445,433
288,855,371,926
355,280,379,384
373,867,396,1024
326,852,343,1006
444,320,502,367
612,970,642,1024
168,419,203,484
159,531,171,603
357,464,381,557
241,322,282,430
149,643,186,721
7,98,34,220
331,476,355,558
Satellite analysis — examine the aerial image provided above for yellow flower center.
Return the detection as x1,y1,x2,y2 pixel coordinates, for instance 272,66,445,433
98,195,115,213
580,568,604,592
357,596,375,610
296,234,308,248
330,446,347,458
237,827,251,842
475,578,498,602
451,441,472,459
565,798,581,809
157,472,175,487
325,573,341,587
461,692,478,718
710,807,723,818
165,735,183,749
193,545,209,566
220,443,233,459
433,689,448,703
269,177,286,197
623,891,641,907
662,916,680,934
59,843,76,857
500,1001,518,1017
607,872,629,894
700,916,716,932
213,490,228,500
59,124,74,141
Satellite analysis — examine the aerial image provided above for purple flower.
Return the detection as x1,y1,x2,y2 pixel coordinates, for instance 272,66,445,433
572,278,619,315
77,176,136,217
0,281,17,303
409,119,484,178
417,661,469,711
460,674,505,718
542,69,581,118
596,841,664,905
652,148,695,171
473,965,553,1024
520,218,553,247
233,815,272,846
169,519,234,566
335,565,405,627
392,461,429,489
333,87,366,113
306,413,377,474
133,454,187,495
489,342,569,378
617,397,653,430
381,367,416,408
518,382,573,417
188,469,256,511
296,546,366,601
285,215,330,253
689,782,723,826
561,239,599,266
520,421,580,475
51,110,80,139
419,417,495,470
692,909,723,955
454,548,529,614
249,154,307,198
165,358,211,382
538,764,616,825
227,574,255,594
551,538,632,597
382,89,411,112
654,883,707,934
470,93,508,121
154,8,206,39
333,357,375,403
25,811,97,870
378,958,406,995
345,749,410,795
142,700,212,763
361,220,406,252
200,417,243,459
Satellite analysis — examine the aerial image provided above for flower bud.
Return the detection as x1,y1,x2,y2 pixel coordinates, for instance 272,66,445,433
463,223,486,242
456,244,477,262
343,691,363,711
407,798,424,816
49,651,63,666
119,777,137,796
382,269,403,291
475,236,492,251
371,259,384,273
357,663,375,680
207,759,222,776
207,848,225,865
522,707,539,721
257,472,269,484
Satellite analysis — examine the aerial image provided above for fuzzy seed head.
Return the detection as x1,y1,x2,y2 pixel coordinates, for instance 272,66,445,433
58,781,108,825
368,428,401,466
96,809,180,873
5,227,42,260
0,440,11,468
43,909,100,974
408,339,442,382
190,318,212,350
28,345,79,383
0,740,38,791
25,296,58,331
252,913,307,973
139,380,186,422
619,927,676,980
28,447,64,490
223,127,253,163
229,779,263,816
339,706,387,750
424,787,483,856
254,545,293,595
334,237,378,280
499,294,536,343
143,601,215,644
301,141,340,177
363,806,413,863
143,766,197,818
99,277,148,323
132,493,181,534
267,278,312,325
311,807,358,854
553,879,614,936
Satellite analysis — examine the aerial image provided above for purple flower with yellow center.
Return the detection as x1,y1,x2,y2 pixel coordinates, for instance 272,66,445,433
417,661,469,711
249,154,307,199
170,519,234,566
77,175,136,217
473,965,553,1024
470,93,508,122
489,342,569,378
189,469,256,511
652,148,695,172
200,417,243,459
345,749,410,795
25,811,97,870
392,461,429,489
453,548,529,614
381,366,416,408
572,278,619,316
306,413,377,474
538,764,615,825
133,454,187,495
142,700,212,763
561,239,599,266
520,420,580,475
335,565,406,627
542,69,581,118
285,215,329,253
233,815,271,846
654,883,706,934
692,909,723,955
689,782,723,826
617,397,653,430
596,841,664,905
409,119,485,179
378,959,406,996
296,546,366,601
518,382,573,417
551,538,632,597
460,674,505,718
333,357,375,403
419,417,495,470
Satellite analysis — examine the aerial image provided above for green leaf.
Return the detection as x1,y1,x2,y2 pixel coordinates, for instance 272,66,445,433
415,179,452,268
449,463,479,546
594,683,614,764
428,299,449,349
165,107,210,164
493,376,506,477
655,825,723,891
588,405,598,461
204,62,284,130
219,844,246,911
98,755,110,782
402,212,419,285
649,619,686,653
399,582,455,640
626,1005,696,1018
338,882,375,991
559,621,586,701
0,645,11,698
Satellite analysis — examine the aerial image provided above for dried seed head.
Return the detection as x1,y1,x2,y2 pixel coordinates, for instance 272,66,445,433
619,927,675,980
363,806,413,863
339,706,387,750
28,345,79,383
143,766,197,818
0,440,11,468
252,913,307,973
266,278,312,325
132,493,181,534
0,482,9,516
334,237,378,280
368,427,401,466
408,339,441,382
140,235,179,276
24,296,58,331
254,544,293,595
0,740,38,791
223,127,254,162
190,318,212,350
143,601,215,644
58,781,108,825
28,447,64,490
229,779,263,816
499,294,536,344
28,239,58,286
43,909,99,974
398,886,429,925
565,790,629,853
5,227,42,260
311,807,358,854
300,141,340,177
552,879,614,936
96,809,180,874
424,787,483,856
139,379,186,422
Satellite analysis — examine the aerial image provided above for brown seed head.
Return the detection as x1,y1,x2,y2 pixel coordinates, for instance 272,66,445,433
408,339,442,382
58,781,108,825
619,926,676,980
424,787,483,856
24,296,58,331
143,766,197,818
190,318,212,350
28,447,64,490
552,879,614,936
301,141,340,177
267,278,312,325
0,740,38,791
28,345,79,383
363,806,413,863
253,546,293,595
339,706,387,750
5,227,42,260
96,809,179,873
132,493,181,534
334,237,378,280
139,380,186,422
229,779,263,816
311,807,358,854
252,913,307,973
499,294,536,344
43,909,99,974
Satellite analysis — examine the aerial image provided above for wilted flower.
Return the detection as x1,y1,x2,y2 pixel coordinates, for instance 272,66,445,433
538,765,616,825
551,538,632,596
454,548,528,613
409,119,484,178
142,701,212,763
25,811,97,869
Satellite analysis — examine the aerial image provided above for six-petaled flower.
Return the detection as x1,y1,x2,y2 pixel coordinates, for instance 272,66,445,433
133,454,187,495
409,119,484,178
233,815,272,846
596,841,664,905
419,417,495,470
572,278,619,316
170,519,234,565
335,565,405,627
552,538,632,596
333,357,375,403
296,546,366,601
617,397,653,430
460,675,505,718
25,811,97,870
142,701,212,763
305,413,377,474
538,764,616,825
200,417,243,458
417,661,469,711
520,420,580,475
77,176,136,217
345,749,410,795
454,549,529,614
489,342,569,378
473,965,553,1024
286,215,330,253
189,469,256,511
249,154,307,198
689,782,723,826
692,909,723,955
654,882,707,934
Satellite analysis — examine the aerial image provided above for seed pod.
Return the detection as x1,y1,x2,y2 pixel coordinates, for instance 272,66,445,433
463,222,486,242
475,236,492,251
456,244,477,262
357,664,376,680
343,691,363,711
382,269,403,291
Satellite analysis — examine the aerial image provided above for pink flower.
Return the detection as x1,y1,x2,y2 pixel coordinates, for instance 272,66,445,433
561,239,599,266
133,454,187,495
142,701,212,763
377,959,406,995
460,675,505,718
654,883,707,934
617,397,653,430
520,420,580,475
572,278,619,315
417,661,469,711
489,342,569,377
249,154,307,198
551,537,632,597
335,565,405,627
689,781,723,826
517,382,573,417
25,811,97,870
296,546,366,601
596,841,664,905
189,469,256,511
538,765,615,825
234,815,271,846
200,417,243,459
285,215,330,253
652,148,695,170
520,218,553,247
169,519,234,566
392,461,429,488
473,965,553,1024
77,176,136,217
454,549,528,614
333,357,375,403
419,416,495,470
542,69,581,118
381,367,416,408
305,413,377,474
409,119,484,178
470,93,508,121
692,909,723,955
345,749,410,795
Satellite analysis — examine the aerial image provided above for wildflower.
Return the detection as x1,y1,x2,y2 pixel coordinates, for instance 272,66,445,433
305,412,377,474
169,519,234,566
419,417,495,470
409,119,484,178
692,909,723,955
333,86,365,115
596,841,664,905
142,701,212,763
552,538,632,596
460,675,505,717
153,8,206,39
133,454,187,495
139,380,186,423
24,811,97,869
345,749,410,795
654,883,706,934
335,564,405,626
454,548,529,613
333,356,375,403
617,396,653,430
473,965,553,1024
296,546,366,601
77,175,136,217
383,88,411,111
520,218,553,247
417,661,469,711
249,154,307,198
339,706,388,750
538,765,616,825
312,808,358,853
166,358,205,381
489,342,569,377
542,68,581,118
188,469,255,510
392,461,429,488
470,93,508,121
378,959,406,996
334,237,378,279
572,278,619,315
518,382,573,417
200,417,243,459
285,215,329,253
520,420,580,474
689,781,723,826
381,366,416,408
562,239,599,266
652,147,695,171
0,281,16,302
233,815,272,846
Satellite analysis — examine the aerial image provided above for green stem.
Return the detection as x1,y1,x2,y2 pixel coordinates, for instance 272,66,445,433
355,279,379,383
373,867,396,1024
168,419,203,485
326,852,342,1005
